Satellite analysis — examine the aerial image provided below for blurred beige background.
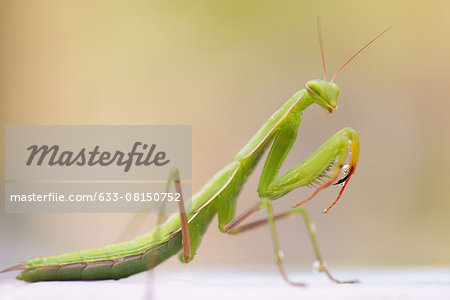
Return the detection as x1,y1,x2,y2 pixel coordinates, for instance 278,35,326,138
1,0,449,274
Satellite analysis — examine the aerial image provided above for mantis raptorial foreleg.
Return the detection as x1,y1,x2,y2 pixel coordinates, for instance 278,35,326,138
221,126,359,285
259,127,359,206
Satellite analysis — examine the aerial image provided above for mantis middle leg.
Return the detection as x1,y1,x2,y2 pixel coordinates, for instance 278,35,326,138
224,201,357,285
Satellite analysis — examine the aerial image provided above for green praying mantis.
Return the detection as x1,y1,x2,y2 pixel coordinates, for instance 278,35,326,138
2,24,390,286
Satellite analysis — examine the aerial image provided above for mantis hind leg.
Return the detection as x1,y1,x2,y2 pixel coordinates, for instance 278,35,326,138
116,169,191,262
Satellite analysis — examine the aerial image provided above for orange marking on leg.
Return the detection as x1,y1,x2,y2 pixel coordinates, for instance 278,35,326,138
322,167,355,214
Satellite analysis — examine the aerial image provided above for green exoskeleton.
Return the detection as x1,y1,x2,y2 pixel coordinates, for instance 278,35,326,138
2,25,390,285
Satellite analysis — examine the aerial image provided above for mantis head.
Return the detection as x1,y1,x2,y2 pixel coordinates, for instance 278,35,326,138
309,20,390,114
305,79,339,114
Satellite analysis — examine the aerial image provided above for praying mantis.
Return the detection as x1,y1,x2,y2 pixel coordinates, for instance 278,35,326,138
2,24,390,286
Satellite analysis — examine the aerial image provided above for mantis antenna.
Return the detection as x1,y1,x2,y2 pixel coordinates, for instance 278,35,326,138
331,26,392,82
317,17,327,81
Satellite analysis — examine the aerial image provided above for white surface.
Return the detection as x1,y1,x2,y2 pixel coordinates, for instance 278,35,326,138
1,267,450,300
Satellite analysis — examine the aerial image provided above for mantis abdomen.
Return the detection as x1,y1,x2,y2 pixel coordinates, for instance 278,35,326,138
13,161,243,282
16,204,218,282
